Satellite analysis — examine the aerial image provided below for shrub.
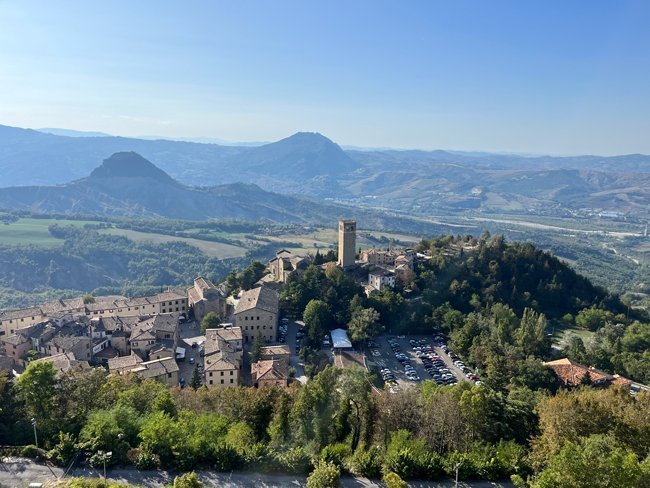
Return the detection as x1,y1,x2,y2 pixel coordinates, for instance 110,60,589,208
346,445,383,478
21,444,46,459
173,471,203,488
306,461,341,488
48,431,77,466
127,448,159,470
320,443,352,471
276,447,312,475
383,472,408,488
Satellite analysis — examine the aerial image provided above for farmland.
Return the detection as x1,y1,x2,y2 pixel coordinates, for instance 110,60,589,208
0,218,98,247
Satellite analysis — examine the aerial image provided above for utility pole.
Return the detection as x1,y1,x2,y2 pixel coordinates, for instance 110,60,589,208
30,418,38,449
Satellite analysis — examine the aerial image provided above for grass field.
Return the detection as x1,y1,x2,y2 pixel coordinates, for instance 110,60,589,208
99,228,249,259
0,218,98,247
551,322,595,349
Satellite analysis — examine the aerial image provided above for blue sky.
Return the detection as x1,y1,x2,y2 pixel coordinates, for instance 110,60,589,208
0,0,649,154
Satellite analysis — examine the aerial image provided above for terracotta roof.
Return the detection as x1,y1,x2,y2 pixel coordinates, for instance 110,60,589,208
251,359,289,382
234,287,279,315
543,358,617,387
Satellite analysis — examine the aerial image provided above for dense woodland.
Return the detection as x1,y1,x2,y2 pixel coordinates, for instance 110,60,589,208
2,234,649,487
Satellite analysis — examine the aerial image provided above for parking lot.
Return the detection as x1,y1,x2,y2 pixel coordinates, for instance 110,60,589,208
367,334,479,391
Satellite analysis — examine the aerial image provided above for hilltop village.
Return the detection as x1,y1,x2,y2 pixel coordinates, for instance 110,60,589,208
0,220,427,389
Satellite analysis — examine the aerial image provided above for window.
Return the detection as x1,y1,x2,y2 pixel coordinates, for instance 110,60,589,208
220,371,224,376
245,316,248,321
167,373,171,378
263,326,266,330
209,372,213,377
230,379,234,384
209,380,213,385
230,370,233,375
220,379,224,384
257,316,260,321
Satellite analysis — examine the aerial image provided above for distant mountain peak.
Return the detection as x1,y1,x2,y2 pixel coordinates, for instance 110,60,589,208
89,152,178,184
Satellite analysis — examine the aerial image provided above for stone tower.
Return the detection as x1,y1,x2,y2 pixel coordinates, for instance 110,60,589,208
338,219,356,268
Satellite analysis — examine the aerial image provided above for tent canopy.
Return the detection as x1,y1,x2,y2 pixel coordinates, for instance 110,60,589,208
331,328,352,349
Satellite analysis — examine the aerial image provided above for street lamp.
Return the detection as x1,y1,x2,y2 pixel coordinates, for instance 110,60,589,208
455,461,462,488
30,418,38,449
97,450,112,487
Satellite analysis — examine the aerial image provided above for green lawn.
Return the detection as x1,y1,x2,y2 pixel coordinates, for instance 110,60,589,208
551,322,595,349
0,218,97,247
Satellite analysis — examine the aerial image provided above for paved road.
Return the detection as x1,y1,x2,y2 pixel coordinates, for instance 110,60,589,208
0,458,513,487
178,319,205,386
287,320,307,384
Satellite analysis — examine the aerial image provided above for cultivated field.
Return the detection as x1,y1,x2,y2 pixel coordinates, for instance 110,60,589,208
0,218,97,247
99,228,249,258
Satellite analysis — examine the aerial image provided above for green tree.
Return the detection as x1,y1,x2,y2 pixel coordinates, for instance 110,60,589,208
200,311,221,333
575,306,612,331
303,299,331,348
190,367,202,390
515,308,548,357
534,435,649,488
347,307,382,343
250,333,265,363
307,461,341,488
15,361,57,424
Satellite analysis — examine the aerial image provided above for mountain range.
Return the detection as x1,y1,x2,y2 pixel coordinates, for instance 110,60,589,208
0,124,649,219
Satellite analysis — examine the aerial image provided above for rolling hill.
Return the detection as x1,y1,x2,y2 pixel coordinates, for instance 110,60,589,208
0,123,648,218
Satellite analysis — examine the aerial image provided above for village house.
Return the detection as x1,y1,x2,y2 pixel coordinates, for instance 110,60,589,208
129,314,179,360
187,276,228,322
267,250,312,283
32,351,90,378
117,356,180,387
259,344,291,365
543,357,636,390
251,359,290,388
0,291,188,338
108,352,144,374
204,352,240,388
203,325,243,388
0,332,32,365
368,267,396,291
233,286,279,344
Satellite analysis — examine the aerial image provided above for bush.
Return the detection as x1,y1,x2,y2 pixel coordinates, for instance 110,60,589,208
276,447,312,475
21,444,47,459
383,472,408,488
173,471,203,488
48,431,77,466
66,478,128,488
346,445,383,478
306,461,341,488
127,448,159,470
320,443,352,471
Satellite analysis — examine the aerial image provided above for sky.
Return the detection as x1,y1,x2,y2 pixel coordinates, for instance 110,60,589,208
0,0,649,155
